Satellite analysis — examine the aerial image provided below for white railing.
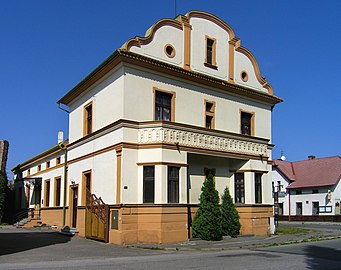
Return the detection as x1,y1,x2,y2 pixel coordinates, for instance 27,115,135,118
138,125,268,157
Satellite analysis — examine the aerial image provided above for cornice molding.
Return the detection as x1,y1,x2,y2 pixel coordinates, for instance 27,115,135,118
186,10,235,39
122,19,183,51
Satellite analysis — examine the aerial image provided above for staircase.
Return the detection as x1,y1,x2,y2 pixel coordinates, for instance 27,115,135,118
13,208,46,228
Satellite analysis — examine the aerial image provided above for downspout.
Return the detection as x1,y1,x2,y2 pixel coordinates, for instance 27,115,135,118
57,101,70,228
61,145,67,227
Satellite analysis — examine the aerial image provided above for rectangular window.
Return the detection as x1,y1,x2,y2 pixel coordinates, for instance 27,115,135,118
296,202,302,215
312,202,319,215
143,166,155,203
56,157,61,165
27,169,30,175
235,173,245,203
168,166,179,203
205,36,216,67
46,161,50,169
272,181,275,193
155,90,174,121
84,102,93,136
296,190,302,195
38,165,41,172
278,203,284,216
44,180,50,207
241,111,253,136
54,177,61,207
82,170,92,206
277,181,281,191
255,173,262,203
204,100,215,129
25,184,30,207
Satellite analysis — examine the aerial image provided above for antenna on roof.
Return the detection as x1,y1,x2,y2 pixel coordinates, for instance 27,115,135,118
174,0,177,17
280,148,286,161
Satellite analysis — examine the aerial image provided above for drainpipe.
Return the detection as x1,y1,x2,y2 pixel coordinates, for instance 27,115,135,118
57,101,70,228
58,142,68,228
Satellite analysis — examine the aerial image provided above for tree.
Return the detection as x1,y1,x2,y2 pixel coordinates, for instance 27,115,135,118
0,172,6,223
192,173,222,241
221,187,241,238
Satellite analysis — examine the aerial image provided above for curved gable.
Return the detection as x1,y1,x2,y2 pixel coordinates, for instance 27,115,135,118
120,11,274,96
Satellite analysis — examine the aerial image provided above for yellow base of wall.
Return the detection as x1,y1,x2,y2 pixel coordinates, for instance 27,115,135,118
37,204,273,244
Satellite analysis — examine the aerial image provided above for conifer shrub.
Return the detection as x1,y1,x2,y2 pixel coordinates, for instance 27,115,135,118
221,187,241,238
192,173,222,241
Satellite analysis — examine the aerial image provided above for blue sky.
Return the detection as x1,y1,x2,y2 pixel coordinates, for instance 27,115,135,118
1,0,340,178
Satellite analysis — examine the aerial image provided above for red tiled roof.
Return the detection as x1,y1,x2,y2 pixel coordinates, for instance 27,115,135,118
273,156,341,189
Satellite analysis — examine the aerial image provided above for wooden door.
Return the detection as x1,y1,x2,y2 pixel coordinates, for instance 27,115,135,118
71,187,78,228
85,189,109,243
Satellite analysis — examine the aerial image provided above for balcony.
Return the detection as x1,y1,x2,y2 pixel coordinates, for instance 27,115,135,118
137,122,269,157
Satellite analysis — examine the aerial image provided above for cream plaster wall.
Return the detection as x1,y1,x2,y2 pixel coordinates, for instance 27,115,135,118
130,25,183,67
67,149,117,205
123,67,272,140
121,148,138,204
189,17,229,80
136,148,187,204
234,51,265,93
68,67,125,143
28,167,64,208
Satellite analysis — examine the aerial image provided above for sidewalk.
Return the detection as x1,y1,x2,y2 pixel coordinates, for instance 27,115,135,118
128,222,341,251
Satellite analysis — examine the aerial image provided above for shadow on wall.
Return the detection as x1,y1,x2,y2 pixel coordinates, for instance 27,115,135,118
304,244,341,270
0,231,71,256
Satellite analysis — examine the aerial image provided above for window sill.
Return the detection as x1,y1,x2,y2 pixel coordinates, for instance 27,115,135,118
204,62,218,70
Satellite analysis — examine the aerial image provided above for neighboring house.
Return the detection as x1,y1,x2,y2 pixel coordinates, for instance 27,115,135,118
12,143,67,224
12,11,282,244
273,156,341,221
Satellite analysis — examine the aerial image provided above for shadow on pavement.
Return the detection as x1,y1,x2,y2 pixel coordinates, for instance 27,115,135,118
304,245,341,270
0,231,71,256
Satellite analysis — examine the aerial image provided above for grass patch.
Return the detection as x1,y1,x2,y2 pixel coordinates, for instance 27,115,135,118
275,226,313,235
142,246,165,251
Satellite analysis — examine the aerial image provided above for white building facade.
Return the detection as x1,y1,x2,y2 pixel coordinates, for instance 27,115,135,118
13,11,282,244
273,156,341,221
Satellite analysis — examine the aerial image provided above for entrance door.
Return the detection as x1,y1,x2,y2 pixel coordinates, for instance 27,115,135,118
72,187,78,228
34,182,41,218
296,202,302,216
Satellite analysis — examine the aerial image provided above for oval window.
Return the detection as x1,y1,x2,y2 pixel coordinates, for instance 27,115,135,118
241,71,248,82
164,44,175,58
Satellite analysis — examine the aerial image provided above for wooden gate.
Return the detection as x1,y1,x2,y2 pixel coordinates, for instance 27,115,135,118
85,189,109,243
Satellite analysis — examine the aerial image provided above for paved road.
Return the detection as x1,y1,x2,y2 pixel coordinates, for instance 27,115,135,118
1,226,341,270
1,238,340,270
0,227,163,264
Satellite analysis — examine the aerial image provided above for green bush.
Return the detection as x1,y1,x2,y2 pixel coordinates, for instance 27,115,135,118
192,174,222,241
221,187,241,237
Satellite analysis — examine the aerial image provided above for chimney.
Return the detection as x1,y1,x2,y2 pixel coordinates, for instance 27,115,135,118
308,155,316,160
58,130,64,144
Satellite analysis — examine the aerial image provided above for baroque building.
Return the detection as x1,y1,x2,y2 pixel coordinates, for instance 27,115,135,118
13,11,282,244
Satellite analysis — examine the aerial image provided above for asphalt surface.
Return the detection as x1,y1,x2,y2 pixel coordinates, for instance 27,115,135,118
0,221,340,267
